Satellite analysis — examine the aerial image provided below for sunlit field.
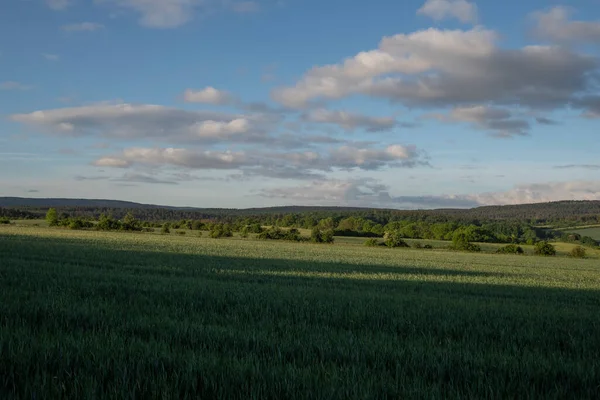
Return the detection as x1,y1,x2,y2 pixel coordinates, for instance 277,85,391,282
2,225,600,398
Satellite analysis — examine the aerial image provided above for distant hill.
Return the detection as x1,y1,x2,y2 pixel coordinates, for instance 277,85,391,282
1,197,599,224
0,197,174,209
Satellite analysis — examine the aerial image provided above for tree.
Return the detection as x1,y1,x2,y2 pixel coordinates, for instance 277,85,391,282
209,223,233,238
121,212,142,231
451,230,481,252
534,241,556,256
46,208,59,227
0,217,10,224
161,224,171,234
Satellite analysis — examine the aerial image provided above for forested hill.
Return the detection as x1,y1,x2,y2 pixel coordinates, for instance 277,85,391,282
1,197,600,225
0,197,171,209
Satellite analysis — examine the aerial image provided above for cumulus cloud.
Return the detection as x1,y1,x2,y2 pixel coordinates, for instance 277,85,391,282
95,147,250,170
271,27,597,116
532,6,600,44
10,103,262,143
417,0,478,23
0,81,33,91
429,105,531,137
183,87,236,105
61,22,105,31
92,143,425,179
303,109,398,132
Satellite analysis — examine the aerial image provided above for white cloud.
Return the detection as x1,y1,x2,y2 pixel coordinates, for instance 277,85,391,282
328,145,421,170
532,6,600,44
0,81,33,91
183,87,236,105
304,109,398,132
191,118,251,138
42,53,60,61
61,22,105,31
94,147,250,169
272,27,597,115
417,0,478,23
10,103,255,143
92,143,425,178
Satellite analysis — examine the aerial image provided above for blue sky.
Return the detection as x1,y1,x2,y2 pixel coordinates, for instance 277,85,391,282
1,0,599,208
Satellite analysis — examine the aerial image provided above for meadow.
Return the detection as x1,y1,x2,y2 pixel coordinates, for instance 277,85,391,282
2,224,600,398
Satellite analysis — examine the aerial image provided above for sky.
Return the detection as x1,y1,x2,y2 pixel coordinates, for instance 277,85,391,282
0,0,599,209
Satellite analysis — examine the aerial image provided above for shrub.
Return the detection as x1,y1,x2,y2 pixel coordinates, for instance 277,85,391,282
0,217,10,224
161,224,171,234
423,244,433,249
383,231,409,248
570,246,586,259
412,242,423,249
364,238,380,247
496,244,524,255
311,227,334,244
534,241,556,256
191,220,204,231
239,226,249,238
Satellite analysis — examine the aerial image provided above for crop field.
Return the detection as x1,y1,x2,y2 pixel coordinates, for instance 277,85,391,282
2,225,600,398
563,226,600,241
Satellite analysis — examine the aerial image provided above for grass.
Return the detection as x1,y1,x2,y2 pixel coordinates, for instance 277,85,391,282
2,225,600,398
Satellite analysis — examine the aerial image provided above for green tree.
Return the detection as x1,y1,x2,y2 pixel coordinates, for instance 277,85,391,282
45,208,59,227
161,224,171,234
451,230,481,252
121,212,142,231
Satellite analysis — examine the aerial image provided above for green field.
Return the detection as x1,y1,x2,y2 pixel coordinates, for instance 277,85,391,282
563,226,600,241
2,225,600,398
